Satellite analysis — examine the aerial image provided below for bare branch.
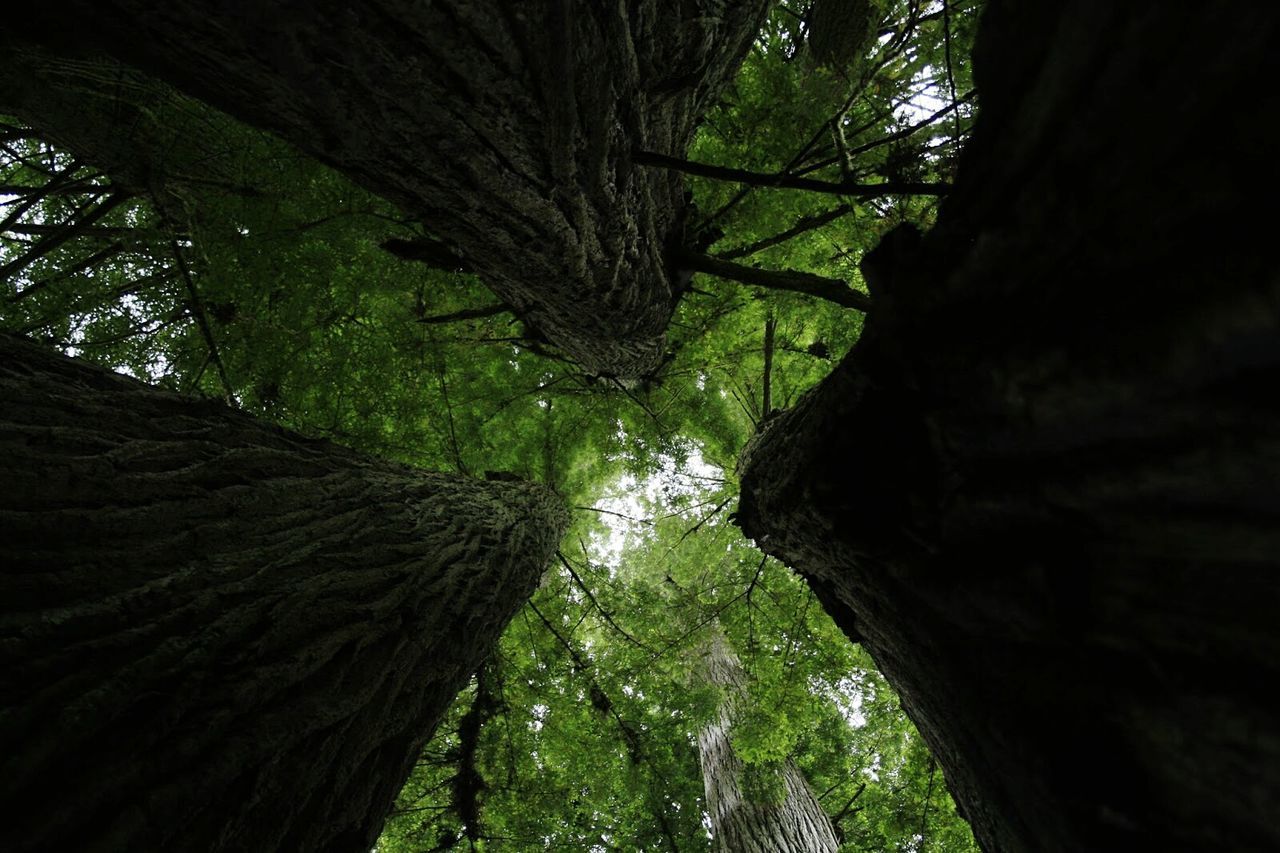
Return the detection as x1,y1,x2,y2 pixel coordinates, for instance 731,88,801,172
677,250,871,311
0,190,126,285
716,204,852,261
170,239,235,403
417,303,511,325
635,150,949,197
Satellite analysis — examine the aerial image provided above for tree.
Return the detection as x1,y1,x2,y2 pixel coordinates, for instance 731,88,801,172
0,333,568,852
5,0,773,378
696,628,840,853
737,3,1280,851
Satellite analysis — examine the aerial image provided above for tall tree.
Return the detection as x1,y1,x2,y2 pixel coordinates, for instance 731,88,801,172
696,628,840,853
5,0,773,378
737,3,1280,851
0,333,568,852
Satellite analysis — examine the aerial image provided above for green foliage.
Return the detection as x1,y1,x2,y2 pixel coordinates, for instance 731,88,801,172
1,2,984,850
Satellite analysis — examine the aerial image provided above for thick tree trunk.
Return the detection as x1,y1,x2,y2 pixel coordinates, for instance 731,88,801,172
697,630,840,853
6,0,771,378
738,3,1280,852
0,334,568,853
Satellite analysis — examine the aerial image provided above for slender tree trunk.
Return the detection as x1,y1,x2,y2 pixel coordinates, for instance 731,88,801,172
5,0,771,378
0,334,568,853
696,630,839,853
738,4,1280,851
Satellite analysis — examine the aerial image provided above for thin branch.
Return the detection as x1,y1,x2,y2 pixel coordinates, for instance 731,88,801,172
418,303,511,325
635,150,949,197
716,204,852,261
573,505,655,526
942,0,963,159
170,239,235,403
436,361,468,474
0,158,87,233
7,240,124,304
796,91,976,178
678,250,871,311
0,190,125,284
831,782,869,824
382,235,471,272
676,496,732,547
761,312,776,418
728,384,758,428
917,757,937,851
528,600,590,671
556,551,653,653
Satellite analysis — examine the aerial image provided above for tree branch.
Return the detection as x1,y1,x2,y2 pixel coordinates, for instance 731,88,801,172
677,250,871,311
382,236,472,272
0,189,124,285
796,91,976,178
716,204,852,261
418,303,511,325
170,238,235,403
635,150,949,197
555,551,653,654
762,313,776,417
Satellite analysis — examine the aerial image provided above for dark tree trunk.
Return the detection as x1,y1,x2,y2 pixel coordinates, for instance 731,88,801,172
6,0,771,378
696,630,840,853
738,3,1280,852
0,335,568,853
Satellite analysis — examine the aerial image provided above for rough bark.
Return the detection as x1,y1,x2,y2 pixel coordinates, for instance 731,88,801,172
0,334,568,853
0,48,227,223
738,3,1280,851
5,0,771,378
696,630,840,853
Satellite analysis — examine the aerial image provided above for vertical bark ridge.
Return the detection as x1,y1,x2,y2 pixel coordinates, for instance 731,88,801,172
0,334,569,853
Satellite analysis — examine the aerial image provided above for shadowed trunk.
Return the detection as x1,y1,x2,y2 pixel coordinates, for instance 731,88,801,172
0,334,568,853
697,630,840,853
5,0,771,378
738,3,1280,852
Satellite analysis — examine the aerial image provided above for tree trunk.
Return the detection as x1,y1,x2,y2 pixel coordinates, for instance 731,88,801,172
5,0,771,378
696,630,840,853
738,3,1280,851
0,334,568,853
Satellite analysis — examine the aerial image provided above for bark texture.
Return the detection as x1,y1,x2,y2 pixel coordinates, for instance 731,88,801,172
6,0,771,378
738,3,1280,852
697,631,840,853
0,334,568,853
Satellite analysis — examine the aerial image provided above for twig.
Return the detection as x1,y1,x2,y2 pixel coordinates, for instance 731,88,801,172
716,204,852,261
418,303,511,324
556,551,653,653
0,190,126,285
574,505,655,526
636,150,949,197
762,312,776,417
170,238,235,403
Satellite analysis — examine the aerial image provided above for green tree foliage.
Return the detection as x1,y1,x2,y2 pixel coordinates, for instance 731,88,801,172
2,1,982,849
